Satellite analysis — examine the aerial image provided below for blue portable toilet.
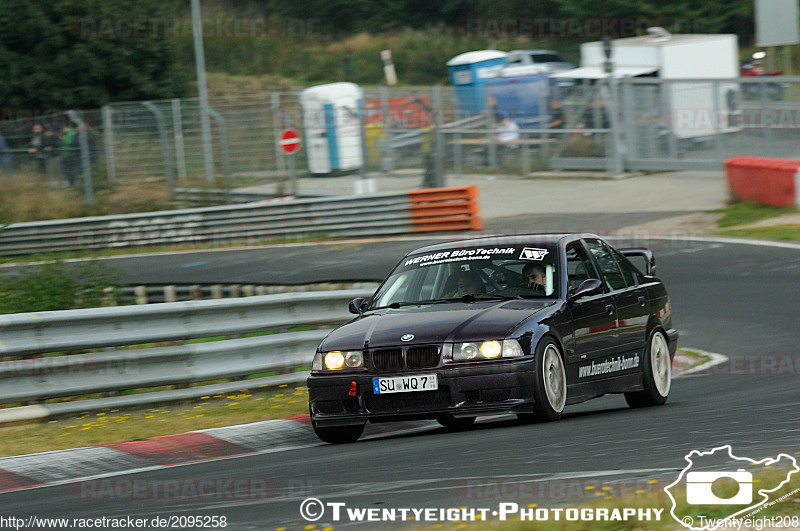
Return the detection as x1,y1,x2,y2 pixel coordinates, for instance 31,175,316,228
446,50,508,113
486,72,552,128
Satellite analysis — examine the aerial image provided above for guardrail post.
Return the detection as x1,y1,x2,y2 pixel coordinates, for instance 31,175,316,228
432,86,445,187
211,285,223,299
67,111,95,205
271,93,287,179
605,77,624,177
359,95,368,179
207,106,231,203
142,102,175,199
101,105,116,184
484,90,498,169
134,285,148,304
172,99,187,181
190,285,202,300
164,285,177,303
380,86,394,172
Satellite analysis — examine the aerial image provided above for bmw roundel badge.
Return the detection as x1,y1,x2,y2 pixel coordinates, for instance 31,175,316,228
401,334,414,342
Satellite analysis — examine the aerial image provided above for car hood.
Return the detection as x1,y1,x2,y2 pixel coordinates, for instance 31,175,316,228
319,300,555,351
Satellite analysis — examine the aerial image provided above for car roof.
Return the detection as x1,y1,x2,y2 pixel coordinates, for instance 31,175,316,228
407,233,601,255
509,49,562,55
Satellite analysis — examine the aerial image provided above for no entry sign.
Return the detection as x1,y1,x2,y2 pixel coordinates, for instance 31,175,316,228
279,128,302,155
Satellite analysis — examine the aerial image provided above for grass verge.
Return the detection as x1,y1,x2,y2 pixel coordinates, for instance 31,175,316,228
0,386,308,458
715,225,800,242
713,202,795,228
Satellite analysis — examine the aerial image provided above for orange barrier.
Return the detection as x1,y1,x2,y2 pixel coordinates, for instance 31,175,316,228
725,156,800,208
407,185,482,233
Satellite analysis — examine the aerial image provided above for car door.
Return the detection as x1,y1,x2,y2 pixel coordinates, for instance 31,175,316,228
565,241,618,372
584,238,648,361
610,246,650,355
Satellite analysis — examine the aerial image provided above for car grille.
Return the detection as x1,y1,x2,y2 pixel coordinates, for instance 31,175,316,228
370,349,403,372
406,347,440,369
365,387,451,411
368,346,440,373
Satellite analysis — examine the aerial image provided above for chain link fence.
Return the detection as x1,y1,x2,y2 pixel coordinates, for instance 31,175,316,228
3,77,800,206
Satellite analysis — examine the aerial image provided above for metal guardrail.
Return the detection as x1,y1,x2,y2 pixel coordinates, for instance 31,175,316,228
0,289,374,422
0,186,482,256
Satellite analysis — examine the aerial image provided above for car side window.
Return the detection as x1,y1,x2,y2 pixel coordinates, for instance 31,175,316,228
584,239,627,291
612,249,640,286
566,242,600,290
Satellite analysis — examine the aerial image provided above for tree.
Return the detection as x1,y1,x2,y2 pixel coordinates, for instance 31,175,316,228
0,0,189,109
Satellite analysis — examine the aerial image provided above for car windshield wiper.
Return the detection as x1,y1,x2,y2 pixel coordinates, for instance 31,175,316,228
368,300,454,310
436,294,523,303
369,295,522,310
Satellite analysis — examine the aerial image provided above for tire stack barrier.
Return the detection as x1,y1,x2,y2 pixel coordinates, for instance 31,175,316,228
408,185,482,232
724,156,800,208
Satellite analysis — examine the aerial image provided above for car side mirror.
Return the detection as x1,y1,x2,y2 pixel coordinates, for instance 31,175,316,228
568,279,603,302
349,297,367,315
619,247,656,276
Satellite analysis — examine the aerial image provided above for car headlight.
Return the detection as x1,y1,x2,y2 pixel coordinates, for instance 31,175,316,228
314,351,364,371
453,339,524,361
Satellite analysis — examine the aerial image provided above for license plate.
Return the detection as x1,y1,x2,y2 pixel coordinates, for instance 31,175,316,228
372,374,438,394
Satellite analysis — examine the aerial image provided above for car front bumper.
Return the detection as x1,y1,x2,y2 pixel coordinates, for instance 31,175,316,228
307,359,537,427
666,328,679,358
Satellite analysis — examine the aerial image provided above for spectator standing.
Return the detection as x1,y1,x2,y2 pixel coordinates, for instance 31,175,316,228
0,131,13,175
28,124,45,173
547,98,565,130
495,115,520,165
59,124,79,187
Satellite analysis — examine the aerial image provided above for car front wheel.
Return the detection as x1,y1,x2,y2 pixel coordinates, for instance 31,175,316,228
625,328,671,408
518,338,566,423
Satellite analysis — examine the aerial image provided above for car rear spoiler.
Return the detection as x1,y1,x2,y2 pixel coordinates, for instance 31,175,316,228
619,247,656,276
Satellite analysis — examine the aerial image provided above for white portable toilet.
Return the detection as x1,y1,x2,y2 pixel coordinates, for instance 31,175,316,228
300,82,364,175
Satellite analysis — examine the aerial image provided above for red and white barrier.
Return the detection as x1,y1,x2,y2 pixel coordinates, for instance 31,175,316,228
724,156,800,208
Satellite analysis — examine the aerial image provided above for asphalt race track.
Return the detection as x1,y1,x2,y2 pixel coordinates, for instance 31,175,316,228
2,224,800,529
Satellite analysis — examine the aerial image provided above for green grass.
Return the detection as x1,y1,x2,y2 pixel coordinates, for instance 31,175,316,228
0,386,309,457
713,202,795,228
716,225,800,242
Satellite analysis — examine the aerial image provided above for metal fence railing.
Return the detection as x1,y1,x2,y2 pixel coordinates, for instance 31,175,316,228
3,77,800,207
0,289,373,423
0,290,372,422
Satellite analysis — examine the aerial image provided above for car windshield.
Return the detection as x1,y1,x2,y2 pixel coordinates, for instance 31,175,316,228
530,53,562,63
369,244,560,309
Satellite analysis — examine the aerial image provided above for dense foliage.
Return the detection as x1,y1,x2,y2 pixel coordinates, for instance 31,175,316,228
0,260,124,313
0,0,758,105
0,0,189,109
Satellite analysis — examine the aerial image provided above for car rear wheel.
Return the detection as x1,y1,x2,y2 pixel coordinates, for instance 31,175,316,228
436,414,476,430
518,338,566,423
625,329,671,408
312,422,365,444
